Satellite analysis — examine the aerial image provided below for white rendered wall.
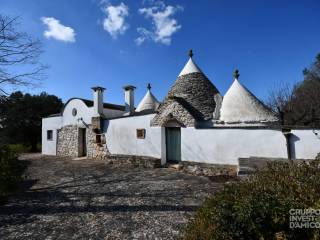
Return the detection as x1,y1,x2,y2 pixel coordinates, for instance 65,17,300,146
290,129,320,159
181,128,288,165
104,114,162,158
42,116,62,155
62,99,93,127
62,99,125,126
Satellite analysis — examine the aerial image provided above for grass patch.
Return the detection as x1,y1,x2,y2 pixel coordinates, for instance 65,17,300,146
7,144,31,154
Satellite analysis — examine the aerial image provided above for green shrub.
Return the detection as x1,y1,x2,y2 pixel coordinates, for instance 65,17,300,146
184,160,320,240
0,145,24,204
7,144,31,154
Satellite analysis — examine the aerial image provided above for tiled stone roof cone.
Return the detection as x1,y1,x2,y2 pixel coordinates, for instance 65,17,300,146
219,70,278,123
154,50,222,124
136,83,160,112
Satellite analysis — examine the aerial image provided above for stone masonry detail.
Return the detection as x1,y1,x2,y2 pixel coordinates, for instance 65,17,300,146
57,125,109,159
151,98,196,127
57,125,79,157
152,72,222,127
86,125,109,160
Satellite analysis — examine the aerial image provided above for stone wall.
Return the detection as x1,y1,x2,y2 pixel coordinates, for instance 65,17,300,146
86,125,109,160
166,72,221,121
57,125,79,157
105,154,161,168
57,124,109,159
166,161,238,177
151,98,196,127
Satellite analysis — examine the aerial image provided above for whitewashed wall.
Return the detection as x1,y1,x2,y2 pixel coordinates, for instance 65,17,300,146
181,128,288,165
62,99,93,127
104,114,163,158
42,116,62,155
62,99,124,126
104,119,320,165
291,129,320,159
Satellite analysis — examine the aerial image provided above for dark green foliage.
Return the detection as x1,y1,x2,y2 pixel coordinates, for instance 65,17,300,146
267,53,320,127
184,160,320,240
0,145,24,204
0,91,63,151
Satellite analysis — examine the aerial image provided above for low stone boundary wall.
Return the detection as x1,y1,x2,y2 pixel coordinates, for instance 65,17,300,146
238,156,316,175
167,161,238,177
105,154,161,168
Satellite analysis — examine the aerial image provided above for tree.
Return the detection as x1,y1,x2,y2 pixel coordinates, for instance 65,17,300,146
0,91,63,151
0,15,46,96
266,54,320,127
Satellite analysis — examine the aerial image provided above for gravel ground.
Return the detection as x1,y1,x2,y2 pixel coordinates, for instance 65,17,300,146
0,154,222,240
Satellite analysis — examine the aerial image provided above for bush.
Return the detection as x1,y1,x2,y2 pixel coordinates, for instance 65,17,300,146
184,160,320,240
7,144,31,154
0,145,24,204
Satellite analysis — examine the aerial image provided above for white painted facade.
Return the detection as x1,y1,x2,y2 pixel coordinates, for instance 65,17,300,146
181,128,287,165
42,116,62,155
62,99,93,127
42,97,125,155
105,114,163,159
291,129,320,159
103,117,320,165
42,53,320,167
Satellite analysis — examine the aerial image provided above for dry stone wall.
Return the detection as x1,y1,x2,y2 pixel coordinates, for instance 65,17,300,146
151,99,196,127
86,125,109,160
57,125,79,157
57,124,109,159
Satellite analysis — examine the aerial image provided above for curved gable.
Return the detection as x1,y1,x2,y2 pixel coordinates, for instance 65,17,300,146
62,98,93,126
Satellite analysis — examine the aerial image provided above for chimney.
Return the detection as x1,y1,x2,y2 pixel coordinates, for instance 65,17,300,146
123,85,136,114
91,86,105,117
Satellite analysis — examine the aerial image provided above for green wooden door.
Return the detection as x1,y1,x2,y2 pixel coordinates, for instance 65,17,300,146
166,127,181,162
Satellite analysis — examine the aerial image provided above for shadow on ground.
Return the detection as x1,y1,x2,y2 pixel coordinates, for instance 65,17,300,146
0,153,222,240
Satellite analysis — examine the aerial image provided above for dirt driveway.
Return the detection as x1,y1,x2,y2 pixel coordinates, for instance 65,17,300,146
0,154,222,240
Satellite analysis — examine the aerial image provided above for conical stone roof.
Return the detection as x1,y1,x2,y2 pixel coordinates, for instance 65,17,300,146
220,74,278,123
136,84,160,112
152,51,222,126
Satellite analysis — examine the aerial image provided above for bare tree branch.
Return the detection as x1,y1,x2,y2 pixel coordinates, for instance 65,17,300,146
265,54,320,127
0,15,47,96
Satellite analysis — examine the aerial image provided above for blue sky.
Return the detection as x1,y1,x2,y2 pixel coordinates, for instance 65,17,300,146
1,0,320,106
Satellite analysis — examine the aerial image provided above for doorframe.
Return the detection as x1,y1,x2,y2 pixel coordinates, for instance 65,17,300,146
78,127,87,157
161,118,184,165
165,126,181,163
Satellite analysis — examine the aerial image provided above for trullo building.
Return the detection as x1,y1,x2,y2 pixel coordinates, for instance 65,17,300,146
42,51,320,172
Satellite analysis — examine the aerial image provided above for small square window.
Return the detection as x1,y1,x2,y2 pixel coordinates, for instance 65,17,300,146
47,130,53,141
136,129,146,139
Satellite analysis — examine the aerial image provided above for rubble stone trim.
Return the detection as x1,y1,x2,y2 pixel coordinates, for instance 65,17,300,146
57,124,109,159
151,98,196,127
86,125,109,160
167,161,238,177
57,125,79,157
104,154,161,168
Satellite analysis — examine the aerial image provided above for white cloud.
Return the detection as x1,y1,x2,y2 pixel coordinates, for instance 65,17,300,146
136,2,183,45
41,17,76,43
102,3,129,38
